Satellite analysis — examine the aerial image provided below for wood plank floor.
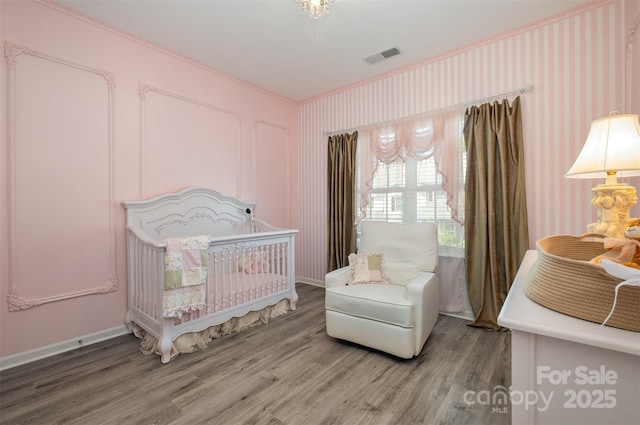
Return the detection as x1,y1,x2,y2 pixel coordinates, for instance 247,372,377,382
0,284,511,425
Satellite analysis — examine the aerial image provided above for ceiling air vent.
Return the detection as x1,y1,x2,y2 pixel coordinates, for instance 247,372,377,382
363,47,401,65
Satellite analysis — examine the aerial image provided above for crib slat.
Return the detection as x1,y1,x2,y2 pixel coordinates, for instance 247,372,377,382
127,227,297,362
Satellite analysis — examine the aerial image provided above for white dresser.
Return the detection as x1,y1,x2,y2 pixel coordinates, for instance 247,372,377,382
498,250,640,425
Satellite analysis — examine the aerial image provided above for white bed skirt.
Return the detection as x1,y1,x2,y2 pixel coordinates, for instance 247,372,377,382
133,299,291,361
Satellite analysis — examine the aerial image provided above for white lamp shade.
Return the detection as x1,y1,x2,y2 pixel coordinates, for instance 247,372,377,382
566,113,640,179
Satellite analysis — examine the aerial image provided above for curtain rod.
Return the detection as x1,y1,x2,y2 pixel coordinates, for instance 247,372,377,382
323,84,533,137
465,84,533,107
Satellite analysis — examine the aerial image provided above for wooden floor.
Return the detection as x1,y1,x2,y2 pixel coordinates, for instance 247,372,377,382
0,284,511,425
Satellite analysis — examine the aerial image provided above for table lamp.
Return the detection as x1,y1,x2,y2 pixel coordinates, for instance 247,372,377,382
566,112,640,239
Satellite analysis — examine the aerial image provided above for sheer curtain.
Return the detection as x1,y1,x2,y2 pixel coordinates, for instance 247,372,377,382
356,108,469,313
358,109,465,225
327,131,358,272
464,97,529,330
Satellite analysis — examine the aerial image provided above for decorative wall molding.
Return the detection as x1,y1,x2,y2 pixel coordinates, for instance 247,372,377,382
4,42,36,65
254,120,289,133
138,83,242,198
3,41,115,88
253,120,291,223
3,41,118,311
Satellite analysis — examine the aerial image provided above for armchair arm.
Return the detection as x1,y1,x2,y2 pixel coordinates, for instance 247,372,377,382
405,272,438,316
405,271,438,299
325,266,351,288
405,271,439,354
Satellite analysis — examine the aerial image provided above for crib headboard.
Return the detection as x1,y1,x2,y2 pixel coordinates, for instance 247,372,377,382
122,187,256,242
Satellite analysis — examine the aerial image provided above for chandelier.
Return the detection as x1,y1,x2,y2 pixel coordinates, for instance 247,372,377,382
296,0,333,19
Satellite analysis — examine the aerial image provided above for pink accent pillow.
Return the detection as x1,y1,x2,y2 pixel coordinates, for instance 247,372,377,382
347,253,387,285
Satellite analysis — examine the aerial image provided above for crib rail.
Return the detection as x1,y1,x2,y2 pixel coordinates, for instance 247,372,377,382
125,228,165,335
125,225,297,340
208,237,292,312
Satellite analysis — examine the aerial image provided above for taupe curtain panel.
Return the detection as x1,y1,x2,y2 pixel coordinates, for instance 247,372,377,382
327,131,358,273
464,96,529,330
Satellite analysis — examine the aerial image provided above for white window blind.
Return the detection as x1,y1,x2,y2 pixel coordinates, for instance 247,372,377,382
361,156,465,251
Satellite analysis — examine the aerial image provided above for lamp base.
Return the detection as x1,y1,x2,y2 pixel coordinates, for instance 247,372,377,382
587,183,638,239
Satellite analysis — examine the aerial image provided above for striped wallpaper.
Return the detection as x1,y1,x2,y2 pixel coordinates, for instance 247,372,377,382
297,0,635,282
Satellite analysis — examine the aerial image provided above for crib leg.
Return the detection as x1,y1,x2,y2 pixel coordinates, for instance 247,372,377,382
289,283,298,310
159,319,173,364
124,310,133,333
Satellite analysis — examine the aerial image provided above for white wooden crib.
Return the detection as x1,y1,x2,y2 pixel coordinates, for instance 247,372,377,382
123,187,298,363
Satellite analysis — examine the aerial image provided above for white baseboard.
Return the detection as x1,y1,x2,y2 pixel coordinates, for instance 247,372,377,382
0,325,130,371
296,276,324,287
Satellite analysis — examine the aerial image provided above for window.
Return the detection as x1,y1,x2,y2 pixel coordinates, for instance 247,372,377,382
355,115,466,256
359,155,465,251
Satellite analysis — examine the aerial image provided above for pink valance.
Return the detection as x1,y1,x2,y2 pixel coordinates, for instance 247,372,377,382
357,108,465,225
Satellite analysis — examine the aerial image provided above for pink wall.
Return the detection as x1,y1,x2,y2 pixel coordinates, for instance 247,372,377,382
297,0,639,282
2,0,639,364
0,0,298,359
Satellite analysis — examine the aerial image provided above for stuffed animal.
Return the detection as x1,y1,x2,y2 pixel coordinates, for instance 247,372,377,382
591,218,640,269
621,218,640,270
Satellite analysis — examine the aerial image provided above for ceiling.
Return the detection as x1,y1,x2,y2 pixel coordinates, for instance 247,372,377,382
58,0,592,102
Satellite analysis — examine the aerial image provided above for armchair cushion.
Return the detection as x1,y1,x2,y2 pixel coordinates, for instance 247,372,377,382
358,221,438,285
325,283,414,327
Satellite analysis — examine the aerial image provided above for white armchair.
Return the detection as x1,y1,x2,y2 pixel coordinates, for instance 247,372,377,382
325,221,440,358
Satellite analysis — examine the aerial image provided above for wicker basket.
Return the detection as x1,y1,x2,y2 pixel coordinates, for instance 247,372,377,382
523,234,640,332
